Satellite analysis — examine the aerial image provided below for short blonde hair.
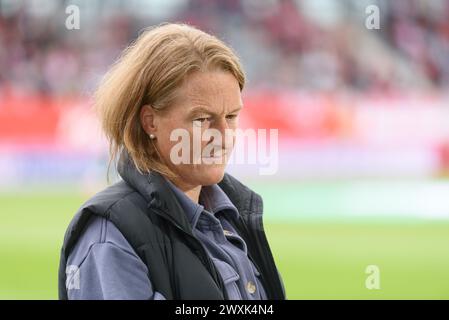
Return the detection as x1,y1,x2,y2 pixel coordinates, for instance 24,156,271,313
94,23,245,179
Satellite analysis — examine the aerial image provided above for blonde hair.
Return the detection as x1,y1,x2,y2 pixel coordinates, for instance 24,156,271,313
94,23,245,179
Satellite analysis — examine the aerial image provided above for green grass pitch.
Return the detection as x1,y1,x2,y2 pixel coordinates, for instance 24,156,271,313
1,183,449,299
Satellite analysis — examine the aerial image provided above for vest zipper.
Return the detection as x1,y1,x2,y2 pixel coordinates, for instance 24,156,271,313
151,207,228,299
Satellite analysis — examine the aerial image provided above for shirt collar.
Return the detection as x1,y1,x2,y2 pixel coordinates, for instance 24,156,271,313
163,178,240,228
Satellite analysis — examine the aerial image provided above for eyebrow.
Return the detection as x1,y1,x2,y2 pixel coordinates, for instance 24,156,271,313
188,105,243,118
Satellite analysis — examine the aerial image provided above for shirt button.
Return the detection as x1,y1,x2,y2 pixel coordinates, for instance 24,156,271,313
223,230,233,236
246,281,256,294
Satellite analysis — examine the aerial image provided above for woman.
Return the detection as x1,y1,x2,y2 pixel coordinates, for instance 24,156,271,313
58,23,285,300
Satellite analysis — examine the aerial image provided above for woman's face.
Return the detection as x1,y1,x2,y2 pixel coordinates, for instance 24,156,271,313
141,70,243,189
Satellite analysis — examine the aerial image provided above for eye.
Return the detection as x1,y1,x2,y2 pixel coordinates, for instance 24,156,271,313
226,114,238,120
195,117,210,123
193,117,211,126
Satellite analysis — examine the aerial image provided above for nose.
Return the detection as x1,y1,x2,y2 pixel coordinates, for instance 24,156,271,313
209,117,233,149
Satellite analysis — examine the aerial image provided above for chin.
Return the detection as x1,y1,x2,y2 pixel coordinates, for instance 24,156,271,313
196,164,226,186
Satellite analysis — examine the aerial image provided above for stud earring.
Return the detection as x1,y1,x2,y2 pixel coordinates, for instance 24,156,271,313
149,134,156,139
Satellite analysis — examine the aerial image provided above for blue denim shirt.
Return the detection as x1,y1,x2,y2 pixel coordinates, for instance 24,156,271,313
66,179,267,300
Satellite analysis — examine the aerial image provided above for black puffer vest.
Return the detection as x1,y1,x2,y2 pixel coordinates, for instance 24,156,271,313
58,152,286,300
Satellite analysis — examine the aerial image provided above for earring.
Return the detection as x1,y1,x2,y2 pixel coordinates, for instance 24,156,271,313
149,134,156,139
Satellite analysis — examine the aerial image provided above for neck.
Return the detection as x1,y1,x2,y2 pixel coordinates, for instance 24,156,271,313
169,178,202,204
184,186,202,204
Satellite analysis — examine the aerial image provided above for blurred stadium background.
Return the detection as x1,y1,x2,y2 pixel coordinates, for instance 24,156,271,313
1,0,449,299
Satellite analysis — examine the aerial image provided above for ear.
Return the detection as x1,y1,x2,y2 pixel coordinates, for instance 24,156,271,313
140,105,157,136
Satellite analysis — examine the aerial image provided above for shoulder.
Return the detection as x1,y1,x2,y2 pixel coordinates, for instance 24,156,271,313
61,180,147,262
66,215,142,268
81,180,142,216
68,179,146,236
65,215,155,300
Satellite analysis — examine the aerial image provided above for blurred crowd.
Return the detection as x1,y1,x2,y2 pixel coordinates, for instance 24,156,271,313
0,0,448,97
